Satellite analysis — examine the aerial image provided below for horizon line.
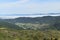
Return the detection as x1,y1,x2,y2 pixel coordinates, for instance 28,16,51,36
0,15,60,19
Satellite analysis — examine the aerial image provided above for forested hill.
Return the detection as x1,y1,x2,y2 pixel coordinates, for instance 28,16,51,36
0,20,23,30
0,16,60,40
4,16,60,23
1,16,60,30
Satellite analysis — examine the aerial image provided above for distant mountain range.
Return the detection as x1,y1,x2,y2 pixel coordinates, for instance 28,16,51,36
0,16,60,30
4,16,60,23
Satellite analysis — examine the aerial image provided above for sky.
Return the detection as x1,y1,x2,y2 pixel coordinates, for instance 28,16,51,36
0,0,60,19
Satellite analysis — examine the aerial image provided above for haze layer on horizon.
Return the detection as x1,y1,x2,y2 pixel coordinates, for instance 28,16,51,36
0,0,60,19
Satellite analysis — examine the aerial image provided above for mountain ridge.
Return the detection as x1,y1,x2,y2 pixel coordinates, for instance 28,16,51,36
1,16,60,30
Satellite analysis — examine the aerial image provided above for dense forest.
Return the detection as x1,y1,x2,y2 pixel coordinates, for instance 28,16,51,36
0,16,60,40
3,16,60,30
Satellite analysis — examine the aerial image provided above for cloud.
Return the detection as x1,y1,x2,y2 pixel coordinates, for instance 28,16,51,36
0,0,30,14
0,0,60,19
0,15,46,19
27,2,60,13
0,0,60,16
0,16,20,19
0,0,29,8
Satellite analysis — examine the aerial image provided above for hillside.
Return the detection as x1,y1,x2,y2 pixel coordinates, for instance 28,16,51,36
0,16,60,40
4,16,56,23
0,20,23,30
2,16,60,30
0,29,60,40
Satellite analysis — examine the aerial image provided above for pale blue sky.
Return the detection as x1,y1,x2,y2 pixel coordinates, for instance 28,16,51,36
0,0,18,2
0,0,60,18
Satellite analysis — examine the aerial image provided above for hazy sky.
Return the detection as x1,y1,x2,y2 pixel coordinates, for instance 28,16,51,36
0,0,60,18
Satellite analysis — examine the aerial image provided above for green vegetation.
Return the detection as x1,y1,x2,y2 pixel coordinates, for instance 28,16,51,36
0,29,60,40
0,16,60,40
15,23,50,30
4,16,60,30
0,21,23,30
